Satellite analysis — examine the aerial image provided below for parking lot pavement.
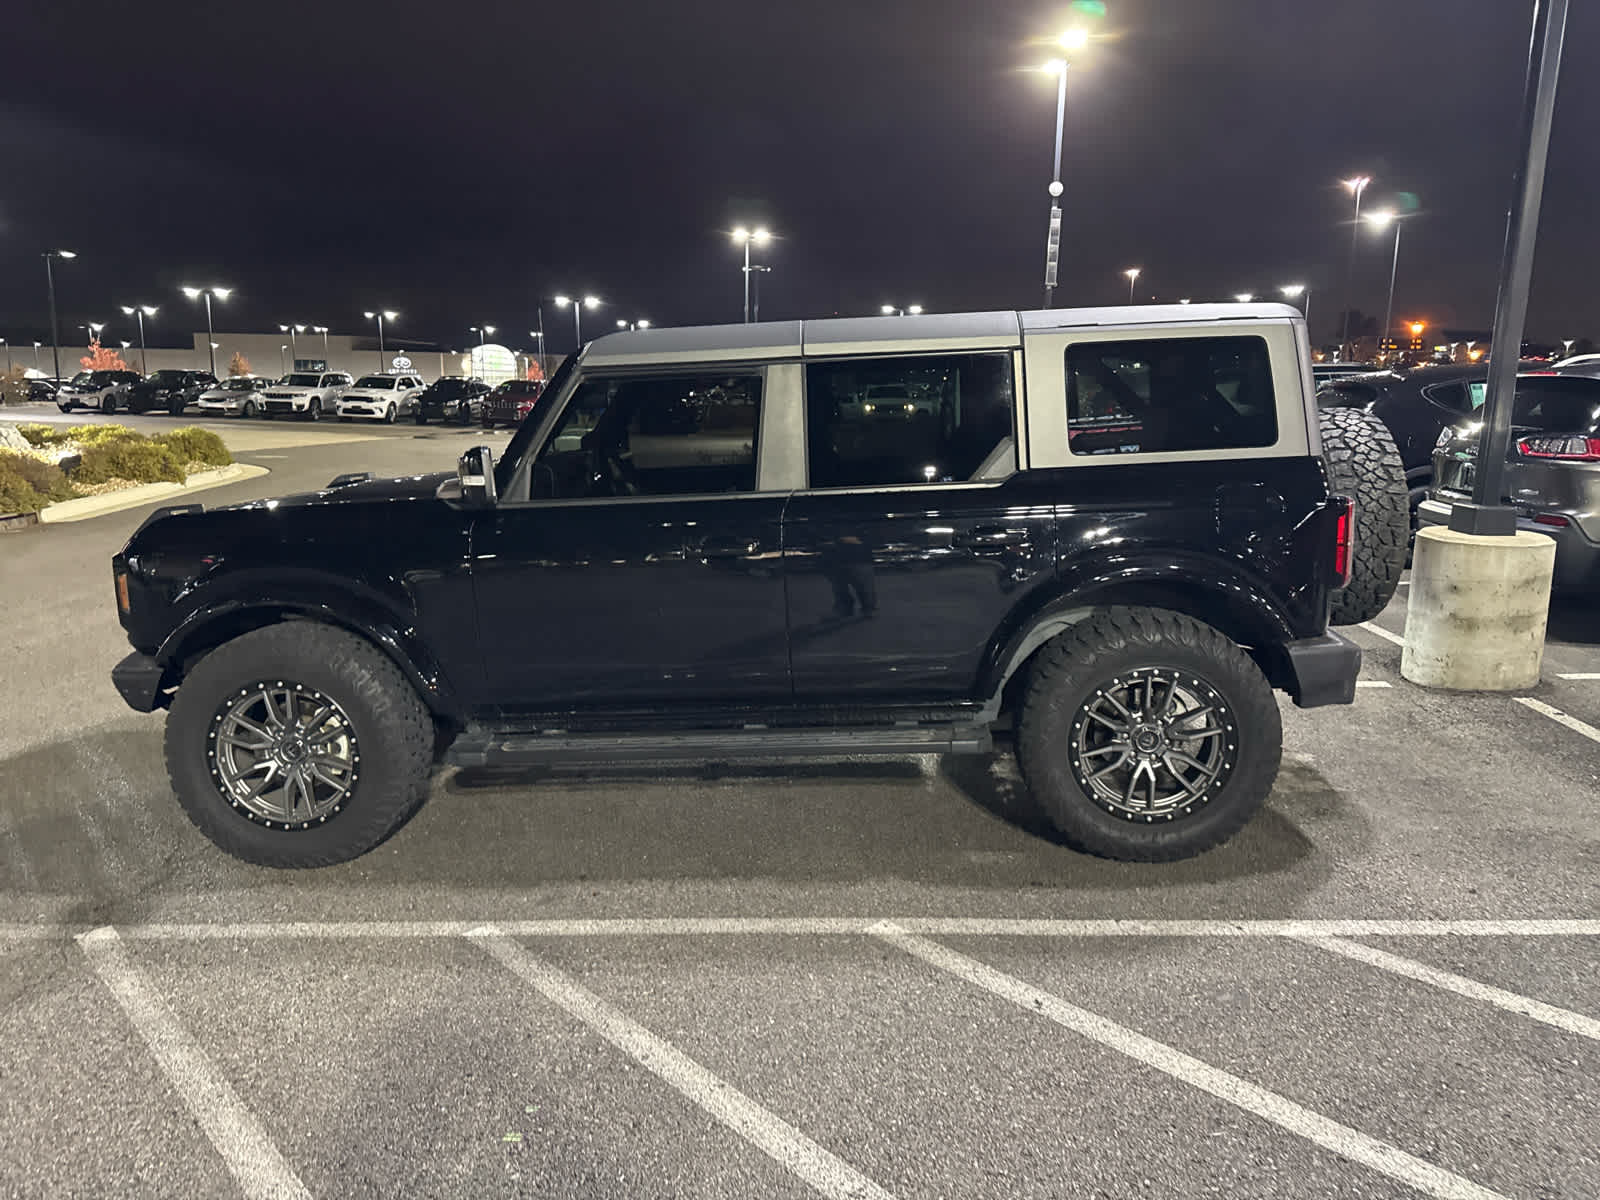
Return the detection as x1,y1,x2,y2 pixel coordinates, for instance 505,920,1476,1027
4,432,1600,1196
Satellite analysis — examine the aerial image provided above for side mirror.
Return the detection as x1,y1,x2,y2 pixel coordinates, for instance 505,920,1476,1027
457,444,498,507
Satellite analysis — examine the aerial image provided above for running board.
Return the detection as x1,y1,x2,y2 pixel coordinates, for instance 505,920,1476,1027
445,724,993,768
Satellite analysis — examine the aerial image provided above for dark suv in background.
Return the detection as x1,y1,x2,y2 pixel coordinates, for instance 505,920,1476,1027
127,368,218,415
415,376,491,424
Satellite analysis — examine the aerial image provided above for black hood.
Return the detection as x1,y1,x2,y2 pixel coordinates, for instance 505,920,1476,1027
216,470,451,512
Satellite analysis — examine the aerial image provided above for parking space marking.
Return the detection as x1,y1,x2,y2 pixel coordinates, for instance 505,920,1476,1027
1358,622,1406,647
1514,697,1600,746
467,925,895,1200
873,924,1507,1200
1299,936,1600,1043
76,927,310,1200
1556,673,1600,681
1356,680,1394,688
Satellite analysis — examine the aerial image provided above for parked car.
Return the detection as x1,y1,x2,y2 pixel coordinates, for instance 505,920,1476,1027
1312,362,1378,383
127,368,218,415
1420,372,1600,593
415,376,491,424
195,376,272,418
480,379,545,429
260,371,352,420
1550,354,1600,380
55,369,141,413
27,378,58,403
335,373,425,423
110,302,1379,868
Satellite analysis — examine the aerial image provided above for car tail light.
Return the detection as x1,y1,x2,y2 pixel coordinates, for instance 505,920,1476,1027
1330,496,1354,589
1532,513,1571,528
1517,436,1600,460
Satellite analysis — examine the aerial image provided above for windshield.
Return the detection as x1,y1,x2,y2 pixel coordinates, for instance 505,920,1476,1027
496,353,578,494
147,370,185,384
353,376,396,389
428,379,472,395
69,372,93,385
1468,377,1600,433
225,378,258,390
283,373,320,387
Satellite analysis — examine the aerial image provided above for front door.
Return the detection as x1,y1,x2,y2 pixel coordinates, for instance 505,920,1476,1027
471,366,791,713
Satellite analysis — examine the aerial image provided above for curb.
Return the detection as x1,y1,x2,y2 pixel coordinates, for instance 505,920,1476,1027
37,463,271,524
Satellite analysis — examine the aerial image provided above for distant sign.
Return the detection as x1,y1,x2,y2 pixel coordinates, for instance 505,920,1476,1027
391,355,413,371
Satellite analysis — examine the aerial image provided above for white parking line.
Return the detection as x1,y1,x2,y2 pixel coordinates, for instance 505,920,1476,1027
1358,622,1406,647
1556,673,1600,681
873,924,1507,1200
1356,680,1393,688
76,927,309,1200
1300,936,1600,1043
1514,697,1600,746
467,925,894,1200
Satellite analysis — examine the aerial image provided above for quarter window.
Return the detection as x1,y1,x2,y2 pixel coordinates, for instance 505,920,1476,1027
529,372,763,499
1066,336,1277,455
804,353,1015,488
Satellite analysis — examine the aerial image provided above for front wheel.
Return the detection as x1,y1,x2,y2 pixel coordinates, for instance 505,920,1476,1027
242,399,258,419
164,624,434,867
101,394,117,414
1016,606,1281,862
386,403,396,424
306,399,321,422
57,402,72,413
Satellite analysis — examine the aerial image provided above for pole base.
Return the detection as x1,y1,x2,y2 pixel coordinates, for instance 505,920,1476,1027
1446,502,1517,537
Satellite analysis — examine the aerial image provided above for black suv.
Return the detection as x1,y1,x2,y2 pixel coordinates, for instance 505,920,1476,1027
127,368,219,415
110,306,1374,869
415,376,490,424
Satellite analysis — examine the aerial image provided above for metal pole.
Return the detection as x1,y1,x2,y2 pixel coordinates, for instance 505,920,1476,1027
289,327,297,369
538,305,546,373
321,328,329,360
1128,275,1137,305
45,256,62,383
1044,66,1067,309
1454,0,1570,535
574,306,582,348
376,315,385,370
204,294,216,376
1381,223,1401,362
743,240,751,323
137,310,148,374
1304,289,1313,336
1339,184,1365,356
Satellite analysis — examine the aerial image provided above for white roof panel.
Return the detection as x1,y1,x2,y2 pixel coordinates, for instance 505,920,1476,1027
803,311,1020,356
582,320,803,366
1020,302,1302,331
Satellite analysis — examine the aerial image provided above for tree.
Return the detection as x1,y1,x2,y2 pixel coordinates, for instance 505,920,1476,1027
525,359,546,382
79,339,129,372
0,365,31,406
228,351,252,377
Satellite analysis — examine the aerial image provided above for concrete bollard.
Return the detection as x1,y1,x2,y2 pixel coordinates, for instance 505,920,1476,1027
1401,526,1556,690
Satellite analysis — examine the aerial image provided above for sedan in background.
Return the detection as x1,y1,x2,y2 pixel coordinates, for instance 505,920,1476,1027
55,369,141,413
335,373,425,423
1421,372,1600,593
480,378,545,428
195,376,271,418
415,376,490,424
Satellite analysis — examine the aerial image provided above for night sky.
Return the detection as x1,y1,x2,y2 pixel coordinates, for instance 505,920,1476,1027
2,0,1596,356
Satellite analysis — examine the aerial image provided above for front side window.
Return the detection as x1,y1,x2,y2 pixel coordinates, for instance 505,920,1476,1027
529,371,763,500
805,353,1015,489
1066,336,1277,455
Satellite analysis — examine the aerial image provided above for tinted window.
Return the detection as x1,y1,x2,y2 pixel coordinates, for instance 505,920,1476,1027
1066,336,1277,455
285,373,320,386
353,375,395,389
805,353,1015,488
1421,381,1470,413
530,372,762,499
1469,377,1600,433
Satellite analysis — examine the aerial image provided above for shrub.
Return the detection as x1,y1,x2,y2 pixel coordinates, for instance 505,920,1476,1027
73,437,184,485
15,424,62,448
154,427,232,468
0,450,75,515
66,423,137,446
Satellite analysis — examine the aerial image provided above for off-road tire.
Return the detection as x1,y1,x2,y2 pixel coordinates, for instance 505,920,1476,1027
1319,407,1407,625
164,623,433,867
1016,606,1281,862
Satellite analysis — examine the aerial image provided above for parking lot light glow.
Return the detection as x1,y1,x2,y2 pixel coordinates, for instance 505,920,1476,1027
182,286,201,299
881,305,896,315
1059,27,1089,50
1235,293,1254,303
582,296,601,309
908,305,924,315
732,227,775,322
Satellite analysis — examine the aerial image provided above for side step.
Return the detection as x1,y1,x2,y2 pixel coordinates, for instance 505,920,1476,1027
445,724,993,768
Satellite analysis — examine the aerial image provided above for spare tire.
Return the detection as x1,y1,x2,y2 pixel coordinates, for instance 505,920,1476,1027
1319,406,1407,625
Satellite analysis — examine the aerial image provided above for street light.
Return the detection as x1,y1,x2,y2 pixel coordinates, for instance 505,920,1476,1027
0,338,8,375
1038,28,1090,308
552,295,601,347
880,304,924,316
363,310,398,370
615,318,650,332
1339,175,1373,353
43,250,76,383
183,286,231,375
280,345,288,375
1235,293,1255,303
1279,284,1311,330
121,304,157,374
311,325,330,364
279,323,306,370
1124,267,1141,304
470,325,496,376
1364,208,1407,361
731,227,773,322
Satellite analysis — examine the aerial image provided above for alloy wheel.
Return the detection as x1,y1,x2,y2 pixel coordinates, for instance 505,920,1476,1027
207,681,360,829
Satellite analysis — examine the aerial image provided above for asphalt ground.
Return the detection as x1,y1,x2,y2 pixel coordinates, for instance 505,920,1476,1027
2,403,1598,1199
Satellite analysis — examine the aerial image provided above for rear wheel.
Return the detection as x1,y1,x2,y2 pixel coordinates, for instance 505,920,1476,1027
242,399,258,419
1016,607,1281,862
457,399,471,424
306,398,321,422
101,394,116,414
1319,407,1407,625
164,624,433,867
58,402,72,414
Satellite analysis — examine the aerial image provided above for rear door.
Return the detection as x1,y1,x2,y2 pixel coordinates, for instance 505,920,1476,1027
783,350,1057,703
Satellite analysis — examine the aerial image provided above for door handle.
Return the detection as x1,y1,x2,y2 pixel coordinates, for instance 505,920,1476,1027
953,526,1025,549
699,536,761,559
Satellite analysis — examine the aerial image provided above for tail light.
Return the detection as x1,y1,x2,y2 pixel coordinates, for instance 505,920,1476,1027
1533,513,1571,528
1330,496,1354,589
1517,436,1600,461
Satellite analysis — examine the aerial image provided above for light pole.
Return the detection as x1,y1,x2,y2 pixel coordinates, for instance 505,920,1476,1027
751,264,772,321
121,305,157,374
1339,175,1372,354
615,318,651,332
183,286,231,376
363,310,397,371
470,325,496,377
1040,28,1088,308
553,295,601,349
279,323,306,370
312,325,330,366
879,304,924,316
43,250,76,382
279,345,288,375
1,338,8,375
528,329,546,375
730,227,772,322
1124,267,1141,304
1364,209,1406,362
1280,284,1311,331
33,342,41,371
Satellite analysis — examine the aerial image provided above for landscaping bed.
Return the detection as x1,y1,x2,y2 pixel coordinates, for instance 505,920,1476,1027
0,424,233,517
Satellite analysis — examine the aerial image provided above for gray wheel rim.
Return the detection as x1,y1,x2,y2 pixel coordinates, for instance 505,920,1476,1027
208,681,360,829
1068,667,1235,822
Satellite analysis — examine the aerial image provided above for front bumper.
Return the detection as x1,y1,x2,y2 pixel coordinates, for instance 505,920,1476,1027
1283,632,1362,708
196,400,243,414
1418,499,1600,592
112,651,168,712
337,402,389,419
263,396,312,413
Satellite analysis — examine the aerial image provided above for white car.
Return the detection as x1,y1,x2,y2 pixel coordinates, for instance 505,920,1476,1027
259,371,353,420
335,373,425,423
195,376,271,418
55,369,142,413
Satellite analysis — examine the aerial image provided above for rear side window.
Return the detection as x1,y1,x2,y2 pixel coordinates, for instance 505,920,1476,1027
1066,336,1277,455
1470,377,1600,433
805,353,1015,488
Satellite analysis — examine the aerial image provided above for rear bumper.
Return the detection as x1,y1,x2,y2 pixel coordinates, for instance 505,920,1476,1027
112,651,167,713
1418,499,1600,592
1283,632,1361,708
